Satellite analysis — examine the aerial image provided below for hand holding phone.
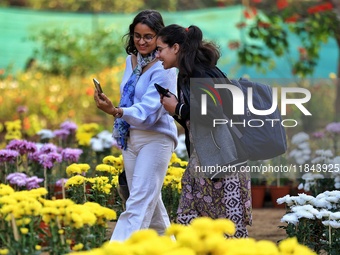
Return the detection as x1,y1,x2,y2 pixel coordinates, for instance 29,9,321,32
93,78,103,94
154,83,170,97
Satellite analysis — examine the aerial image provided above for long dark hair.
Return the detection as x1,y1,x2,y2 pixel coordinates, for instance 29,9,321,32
124,10,165,55
157,24,221,82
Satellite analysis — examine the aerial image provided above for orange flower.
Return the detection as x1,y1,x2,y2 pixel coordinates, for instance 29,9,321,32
243,7,257,19
86,87,95,96
284,14,300,23
307,2,333,14
228,41,240,50
277,0,288,10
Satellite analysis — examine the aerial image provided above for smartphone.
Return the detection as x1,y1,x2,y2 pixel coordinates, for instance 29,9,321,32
154,83,170,97
93,78,103,94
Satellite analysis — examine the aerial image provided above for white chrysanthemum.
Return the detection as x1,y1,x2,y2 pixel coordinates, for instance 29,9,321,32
277,194,292,205
37,129,56,139
294,193,314,204
315,149,333,158
301,173,314,180
291,132,309,145
325,196,339,203
291,205,318,219
303,183,311,192
332,156,340,164
328,190,340,197
90,137,104,152
175,134,187,159
316,209,331,219
313,174,325,180
298,142,310,150
97,130,116,149
322,220,340,228
281,213,299,225
329,212,340,220
289,149,302,158
312,197,332,209
296,157,308,165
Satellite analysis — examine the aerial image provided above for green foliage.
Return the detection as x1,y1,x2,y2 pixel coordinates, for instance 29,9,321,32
2,0,145,13
28,26,125,77
1,0,221,12
236,1,339,78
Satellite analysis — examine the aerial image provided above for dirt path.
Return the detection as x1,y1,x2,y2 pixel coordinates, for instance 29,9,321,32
107,208,288,243
247,208,287,243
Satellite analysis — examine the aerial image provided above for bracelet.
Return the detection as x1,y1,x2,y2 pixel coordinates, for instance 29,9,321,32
178,104,184,117
114,107,123,118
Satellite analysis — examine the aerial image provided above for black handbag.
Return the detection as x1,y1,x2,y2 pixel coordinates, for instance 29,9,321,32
118,170,129,202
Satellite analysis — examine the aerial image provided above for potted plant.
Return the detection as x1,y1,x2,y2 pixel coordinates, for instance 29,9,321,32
264,156,293,208
251,178,267,208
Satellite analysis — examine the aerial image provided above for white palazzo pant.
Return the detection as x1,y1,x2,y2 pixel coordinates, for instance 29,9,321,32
110,130,175,241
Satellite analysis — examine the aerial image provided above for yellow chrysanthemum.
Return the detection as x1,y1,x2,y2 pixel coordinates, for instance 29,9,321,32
0,248,9,255
20,228,29,234
256,240,280,255
72,243,84,251
0,184,15,196
163,247,196,255
95,164,117,175
126,229,159,244
65,175,86,187
212,218,236,236
78,163,91,173
103,155,124,169
76,132,93,146
278,237,299,254
66,163,82,176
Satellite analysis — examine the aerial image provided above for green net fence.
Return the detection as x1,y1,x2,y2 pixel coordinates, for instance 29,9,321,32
0,6,337,78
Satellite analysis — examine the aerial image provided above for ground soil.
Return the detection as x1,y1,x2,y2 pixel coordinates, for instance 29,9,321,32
247,208,287,243
107,208,288,243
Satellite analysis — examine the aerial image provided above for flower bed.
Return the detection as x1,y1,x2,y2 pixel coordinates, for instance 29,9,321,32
278,191,340,254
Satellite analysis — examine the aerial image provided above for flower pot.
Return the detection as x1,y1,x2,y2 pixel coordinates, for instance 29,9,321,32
251,185,266,208
269,186,291,209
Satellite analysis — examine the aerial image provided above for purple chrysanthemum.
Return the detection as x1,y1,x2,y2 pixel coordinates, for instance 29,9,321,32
60,120,78,132
39,143,58,154
38,152,62,169
6,139,38,155
312,131,325,139
55,178,68,187
61,148,83,163
326,122,340,134
0,149,20,163
53,129,70,140
26,176,44,190
16,105,28,114
6,172,27,186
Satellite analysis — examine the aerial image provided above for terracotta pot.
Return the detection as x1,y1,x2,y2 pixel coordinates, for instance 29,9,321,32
38,221,50,247
251,185,266,208
53,185,64,199
269,186,291,208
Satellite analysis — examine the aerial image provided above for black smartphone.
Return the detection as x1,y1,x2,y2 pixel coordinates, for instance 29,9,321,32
154,83,170,97
93,78,103,94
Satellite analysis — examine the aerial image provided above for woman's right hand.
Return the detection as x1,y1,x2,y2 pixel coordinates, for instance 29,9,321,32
160,93,178,116
94,89,115,115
